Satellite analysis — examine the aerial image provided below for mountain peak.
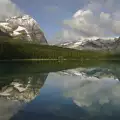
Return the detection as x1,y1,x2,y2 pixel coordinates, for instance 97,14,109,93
0,14,48,44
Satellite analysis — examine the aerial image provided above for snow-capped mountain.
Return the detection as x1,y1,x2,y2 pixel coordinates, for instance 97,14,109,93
0,15,48,44
58,38,120,51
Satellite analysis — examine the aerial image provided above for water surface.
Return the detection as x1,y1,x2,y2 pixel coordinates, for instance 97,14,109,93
0,61,120,120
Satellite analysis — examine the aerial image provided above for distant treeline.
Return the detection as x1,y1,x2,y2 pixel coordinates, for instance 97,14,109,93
0,41,119,60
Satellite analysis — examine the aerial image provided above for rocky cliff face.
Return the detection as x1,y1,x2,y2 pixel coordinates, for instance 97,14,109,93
0,15,48,44
58,38,120,52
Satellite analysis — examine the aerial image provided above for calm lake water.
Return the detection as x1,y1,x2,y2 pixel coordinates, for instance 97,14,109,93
0,61,120,120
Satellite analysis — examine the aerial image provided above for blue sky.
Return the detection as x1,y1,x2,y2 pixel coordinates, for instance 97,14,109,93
1,0,120,43
12,0,87,40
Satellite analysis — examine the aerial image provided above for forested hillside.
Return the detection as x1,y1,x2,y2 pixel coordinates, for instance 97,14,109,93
0,41,119,60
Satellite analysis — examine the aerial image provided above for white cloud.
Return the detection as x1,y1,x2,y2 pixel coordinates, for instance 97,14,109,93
0,0,22,20
57,0,120,42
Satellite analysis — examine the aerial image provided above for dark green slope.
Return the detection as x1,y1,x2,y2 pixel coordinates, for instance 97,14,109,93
0,41,119,60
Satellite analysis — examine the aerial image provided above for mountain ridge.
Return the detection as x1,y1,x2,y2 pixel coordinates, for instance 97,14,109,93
58,37,120,52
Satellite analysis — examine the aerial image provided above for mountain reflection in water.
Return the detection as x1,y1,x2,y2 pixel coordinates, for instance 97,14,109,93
0,61,120,120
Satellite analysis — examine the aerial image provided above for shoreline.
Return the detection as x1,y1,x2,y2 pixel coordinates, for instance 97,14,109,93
0,59,120,62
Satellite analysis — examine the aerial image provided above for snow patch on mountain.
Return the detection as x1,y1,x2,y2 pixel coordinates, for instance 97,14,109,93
58,37,120,51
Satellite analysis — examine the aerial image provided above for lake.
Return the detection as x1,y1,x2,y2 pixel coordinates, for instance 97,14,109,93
0,61,120,120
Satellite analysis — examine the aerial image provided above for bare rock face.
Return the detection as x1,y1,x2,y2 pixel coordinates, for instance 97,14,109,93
0,15,48,44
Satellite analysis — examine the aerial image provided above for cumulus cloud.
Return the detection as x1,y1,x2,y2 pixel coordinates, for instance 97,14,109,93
0,0,22,20
57,0,120,42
